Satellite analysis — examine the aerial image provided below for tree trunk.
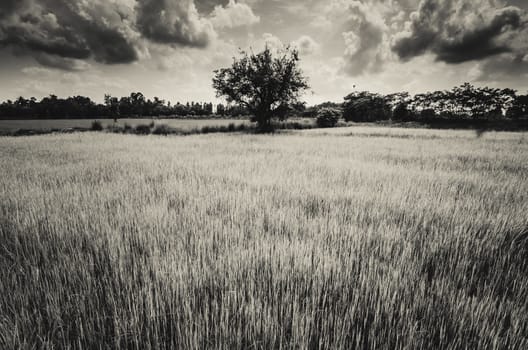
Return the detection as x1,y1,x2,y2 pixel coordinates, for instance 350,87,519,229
255,111,273,133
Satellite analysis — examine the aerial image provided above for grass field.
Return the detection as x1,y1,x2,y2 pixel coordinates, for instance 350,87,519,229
0,118,250,132
1,127,527,349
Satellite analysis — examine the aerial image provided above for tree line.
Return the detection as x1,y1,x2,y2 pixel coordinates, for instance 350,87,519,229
0,92,249,119
2,83,527,124
339,83,528,123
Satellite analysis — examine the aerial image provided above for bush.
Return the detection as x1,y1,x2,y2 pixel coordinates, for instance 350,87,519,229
135,124,151,135
316,108,341,128
91,120,104,131
152,124,171,135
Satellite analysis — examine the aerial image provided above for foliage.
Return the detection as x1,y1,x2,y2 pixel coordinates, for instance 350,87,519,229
135,124,151,135
420,108,437,119
339,83,526,125
392,103,411,121
0,94,245,119
90,120,103,131
343,92,391,122
506,94,528,119
316,107,341,128
404,84,517,121
152,124,172,135
303,101,343,118
213,47,309,131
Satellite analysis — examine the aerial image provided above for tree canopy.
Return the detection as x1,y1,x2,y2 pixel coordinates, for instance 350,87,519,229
343,92,391,122
212,47,309,131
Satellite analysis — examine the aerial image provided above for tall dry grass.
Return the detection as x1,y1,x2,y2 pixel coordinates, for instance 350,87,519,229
0,128,527,349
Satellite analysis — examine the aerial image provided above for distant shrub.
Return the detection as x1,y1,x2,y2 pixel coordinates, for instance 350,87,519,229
13,129,38,136
201,126,212,134
185,128,200,135
316,108,341,128
152,124,171,135
149,120,155,128
91,120,104,131
135,124,151,135
124,123,132,132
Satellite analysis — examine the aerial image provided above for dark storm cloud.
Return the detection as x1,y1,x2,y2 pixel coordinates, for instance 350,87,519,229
0,0,260,70
0,0,140,66
33,53,90,71
195,0,229,14
392,0,528,63
0,0,25,18
136,0,215,47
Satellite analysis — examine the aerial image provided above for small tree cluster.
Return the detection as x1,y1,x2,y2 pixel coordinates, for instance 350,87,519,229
316,108,341,128
343,92,391,122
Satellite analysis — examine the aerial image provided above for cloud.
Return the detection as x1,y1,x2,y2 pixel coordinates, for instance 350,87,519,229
210,0,260,29
0,0,141,66
0,0,226,70
392,0,528,64
150,37,237,72
472,53,528,82
21,66,54,76
34,53,92,71
340,1,391,76
136,0,215,47
262,33,284,51
293,35,320,55
343,31,361,56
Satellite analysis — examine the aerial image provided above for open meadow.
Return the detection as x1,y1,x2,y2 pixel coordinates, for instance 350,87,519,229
1,127,527,349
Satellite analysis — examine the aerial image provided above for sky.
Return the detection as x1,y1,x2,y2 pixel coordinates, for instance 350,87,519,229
1,0,528,105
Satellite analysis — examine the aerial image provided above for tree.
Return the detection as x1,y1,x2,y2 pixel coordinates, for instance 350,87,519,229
385,92,412,121
212,47,309,131
507,94,528,119
392,102,412,121
216,103,226,116
316,107,341,128
343,92,391,122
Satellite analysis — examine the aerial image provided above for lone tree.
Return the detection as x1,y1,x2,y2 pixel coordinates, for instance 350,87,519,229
213,47,309,131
